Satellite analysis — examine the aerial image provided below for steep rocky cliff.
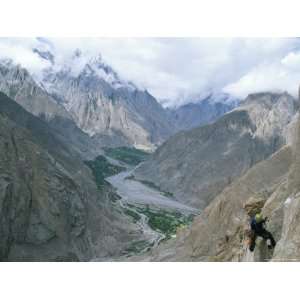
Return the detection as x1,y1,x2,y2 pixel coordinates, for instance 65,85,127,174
134,92,298,209
0,60,69,120
0,92,142,261
163,139,300,262
133,92,300,262
39,52,175,151
0,60,102,159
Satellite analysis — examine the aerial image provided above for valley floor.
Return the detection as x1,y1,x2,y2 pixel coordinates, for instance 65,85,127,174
107,166,197,213
92,163,198,261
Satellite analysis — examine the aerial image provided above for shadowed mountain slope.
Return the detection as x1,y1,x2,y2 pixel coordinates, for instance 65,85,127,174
0,92,143,261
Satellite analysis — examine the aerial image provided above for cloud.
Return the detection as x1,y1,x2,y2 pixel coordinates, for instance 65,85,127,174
0,37,300,106
0,38,51,73
224,48,300,99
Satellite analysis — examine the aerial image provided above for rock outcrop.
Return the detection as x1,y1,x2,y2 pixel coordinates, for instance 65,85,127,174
139,145,292,261
0,60,102,159
0,92,143,261
136,91,300,262
39,52,175,151
243,194,267,217
134,92,298,209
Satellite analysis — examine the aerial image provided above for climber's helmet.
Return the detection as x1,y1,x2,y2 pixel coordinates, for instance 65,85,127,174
255,213,263,223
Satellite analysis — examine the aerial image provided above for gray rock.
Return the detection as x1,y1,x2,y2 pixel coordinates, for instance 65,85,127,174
0,60,103,159
0,92,144,261
40,54,175,151
139,91,300,262
135,92,298,209
142,145,293,261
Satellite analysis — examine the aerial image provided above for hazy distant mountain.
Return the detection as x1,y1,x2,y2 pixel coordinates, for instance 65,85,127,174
168,93,239,131
0,59,103,159
134,92,298,209
0,59,69,120
37,50,175,151
0,46,242,151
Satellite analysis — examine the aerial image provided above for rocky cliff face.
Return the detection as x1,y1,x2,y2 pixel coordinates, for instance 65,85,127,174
141,145,292,261
0,60,103,159
150,139,300,262
0,93,143,261
0,60,68,120
134,92,298,209
132,92,300,262
39,52,175,151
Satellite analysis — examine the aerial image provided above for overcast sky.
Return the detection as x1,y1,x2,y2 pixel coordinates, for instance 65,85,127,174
1,37,300,107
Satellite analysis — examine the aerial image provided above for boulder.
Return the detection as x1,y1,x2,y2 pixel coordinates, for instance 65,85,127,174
243,194,267,217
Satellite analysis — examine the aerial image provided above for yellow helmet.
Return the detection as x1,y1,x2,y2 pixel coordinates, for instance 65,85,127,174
255,213,263,223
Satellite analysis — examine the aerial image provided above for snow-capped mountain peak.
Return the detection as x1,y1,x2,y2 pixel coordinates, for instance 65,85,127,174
84,53,136,90
188,90,240,106
32,46,137,91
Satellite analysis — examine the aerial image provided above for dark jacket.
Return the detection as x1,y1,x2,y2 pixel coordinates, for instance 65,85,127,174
250,217,266,234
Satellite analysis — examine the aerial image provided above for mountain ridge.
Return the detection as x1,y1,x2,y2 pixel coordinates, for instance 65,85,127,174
0,60,104,159
0,92,145,261
37,49,176,150
134,92,298,209
168,93,238,131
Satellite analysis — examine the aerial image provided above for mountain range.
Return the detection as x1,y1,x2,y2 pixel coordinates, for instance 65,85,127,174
0,45,237,153
35,49,176,151
2,41,300,262
134,92,298,209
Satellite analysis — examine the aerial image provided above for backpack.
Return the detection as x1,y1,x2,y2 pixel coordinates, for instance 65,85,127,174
250,217,257,231
250,217,265,233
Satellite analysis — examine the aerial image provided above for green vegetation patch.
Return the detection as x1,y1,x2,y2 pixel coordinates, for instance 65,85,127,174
137,206,194,239
103,146,150,166
120,204,195,256
84,155,125,190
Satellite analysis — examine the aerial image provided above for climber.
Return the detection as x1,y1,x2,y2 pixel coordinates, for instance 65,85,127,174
249,213,276,252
